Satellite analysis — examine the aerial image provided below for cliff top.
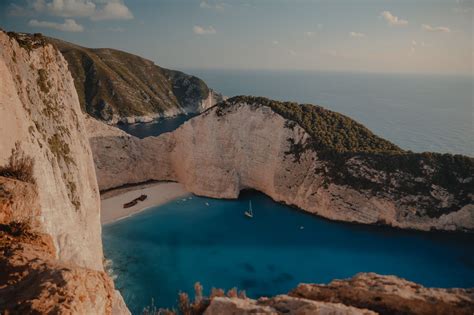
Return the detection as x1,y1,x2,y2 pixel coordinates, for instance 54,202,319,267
222,95,402,154
4,31,48,51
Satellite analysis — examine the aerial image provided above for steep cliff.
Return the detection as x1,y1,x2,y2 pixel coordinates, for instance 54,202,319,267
0,31,129,314
46,37,223,124
90,96,473,232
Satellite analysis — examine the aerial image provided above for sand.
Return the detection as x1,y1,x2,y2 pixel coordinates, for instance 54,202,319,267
100,182,190,225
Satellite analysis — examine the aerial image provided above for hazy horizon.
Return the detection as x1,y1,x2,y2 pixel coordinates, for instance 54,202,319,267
1,0,472,76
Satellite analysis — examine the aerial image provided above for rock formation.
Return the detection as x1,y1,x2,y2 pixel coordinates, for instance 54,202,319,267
90,97,473,232
47,37,223,124
204,296,377,315
202,273,474,315
0,31,129,314
289,273,474,315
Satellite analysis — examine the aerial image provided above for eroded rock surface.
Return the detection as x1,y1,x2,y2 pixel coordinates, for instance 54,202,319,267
290,273,474,315
204,296,377,315
0,31,129,314
89,98,473,232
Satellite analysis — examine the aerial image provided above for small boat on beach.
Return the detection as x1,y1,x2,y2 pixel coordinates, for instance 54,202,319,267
123,194,148,208
244,200,254,218
123,200,137,208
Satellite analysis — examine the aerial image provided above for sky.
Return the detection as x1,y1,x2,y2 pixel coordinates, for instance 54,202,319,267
0,0,473,75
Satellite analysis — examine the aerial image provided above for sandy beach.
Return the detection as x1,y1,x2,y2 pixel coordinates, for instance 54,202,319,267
100,182,190,225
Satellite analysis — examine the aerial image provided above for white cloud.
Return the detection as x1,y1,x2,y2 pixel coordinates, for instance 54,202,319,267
193,25,217,35
28,18,84,32
13,0,133,21
44,0,96,17
349,31,366,38
272,40,279,45
91,1,133,20
380,11,408,26
200,1,225,10
422,24,451,33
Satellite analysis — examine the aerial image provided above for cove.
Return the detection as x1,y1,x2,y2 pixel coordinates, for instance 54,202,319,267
102,190,474,314
117,114,196,139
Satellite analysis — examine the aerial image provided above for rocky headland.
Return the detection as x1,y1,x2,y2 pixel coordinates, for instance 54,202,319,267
90,96,474,232
47,37,223,124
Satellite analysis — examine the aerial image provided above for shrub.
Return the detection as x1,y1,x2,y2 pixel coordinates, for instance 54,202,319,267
0,220,34,238
226,287,238,298
0,143,36,185
194,282,203,303
209,288,225,299
178,292,191,315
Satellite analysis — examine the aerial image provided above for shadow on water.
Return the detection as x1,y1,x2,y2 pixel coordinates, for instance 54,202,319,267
117,114,197,139
103,189,474,314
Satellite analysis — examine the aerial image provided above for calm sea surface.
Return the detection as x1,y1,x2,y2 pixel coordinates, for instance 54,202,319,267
105,70,474,313
103,191,474,313
121,70,473,156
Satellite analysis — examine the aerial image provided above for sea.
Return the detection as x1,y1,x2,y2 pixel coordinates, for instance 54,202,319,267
107,70,474,313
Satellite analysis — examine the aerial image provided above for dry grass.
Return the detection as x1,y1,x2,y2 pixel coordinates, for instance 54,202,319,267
0,143,36,185
142,282,247,315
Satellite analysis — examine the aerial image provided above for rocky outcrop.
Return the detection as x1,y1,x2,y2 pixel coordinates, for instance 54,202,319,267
204,296,377,315
47,37,223,124
0,31,129,314
201,273,474,315
290,273,474,315
89,97,473,232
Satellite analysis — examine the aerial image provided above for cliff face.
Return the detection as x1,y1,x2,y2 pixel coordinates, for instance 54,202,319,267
0,31,128,314
47,37,223,124
90,97,473,232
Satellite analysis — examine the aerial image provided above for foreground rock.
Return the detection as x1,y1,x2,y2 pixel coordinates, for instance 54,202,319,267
290,273,474,315
0,31,129,314
204,296,377,315
199,273,474,314
90,97,473,232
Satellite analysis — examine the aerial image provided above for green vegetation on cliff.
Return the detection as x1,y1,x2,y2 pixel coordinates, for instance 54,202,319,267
217,96,474,218
46,37,215,121
222,96,401,153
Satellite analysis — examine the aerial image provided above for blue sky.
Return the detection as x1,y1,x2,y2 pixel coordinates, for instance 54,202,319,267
1,0,472,75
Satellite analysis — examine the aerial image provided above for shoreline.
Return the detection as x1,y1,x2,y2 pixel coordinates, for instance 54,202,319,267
100,181,190,225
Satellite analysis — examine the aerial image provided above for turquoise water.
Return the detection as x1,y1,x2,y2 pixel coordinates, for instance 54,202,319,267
103,191,474,314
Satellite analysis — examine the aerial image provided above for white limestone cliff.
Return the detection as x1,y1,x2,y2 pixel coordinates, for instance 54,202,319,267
89,102,473,232
0,31,129,314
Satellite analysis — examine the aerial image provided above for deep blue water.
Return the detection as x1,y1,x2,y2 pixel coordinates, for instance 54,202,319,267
103,191,474,314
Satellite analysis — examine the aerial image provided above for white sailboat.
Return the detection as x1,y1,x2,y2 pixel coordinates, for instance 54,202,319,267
244,200,254,218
